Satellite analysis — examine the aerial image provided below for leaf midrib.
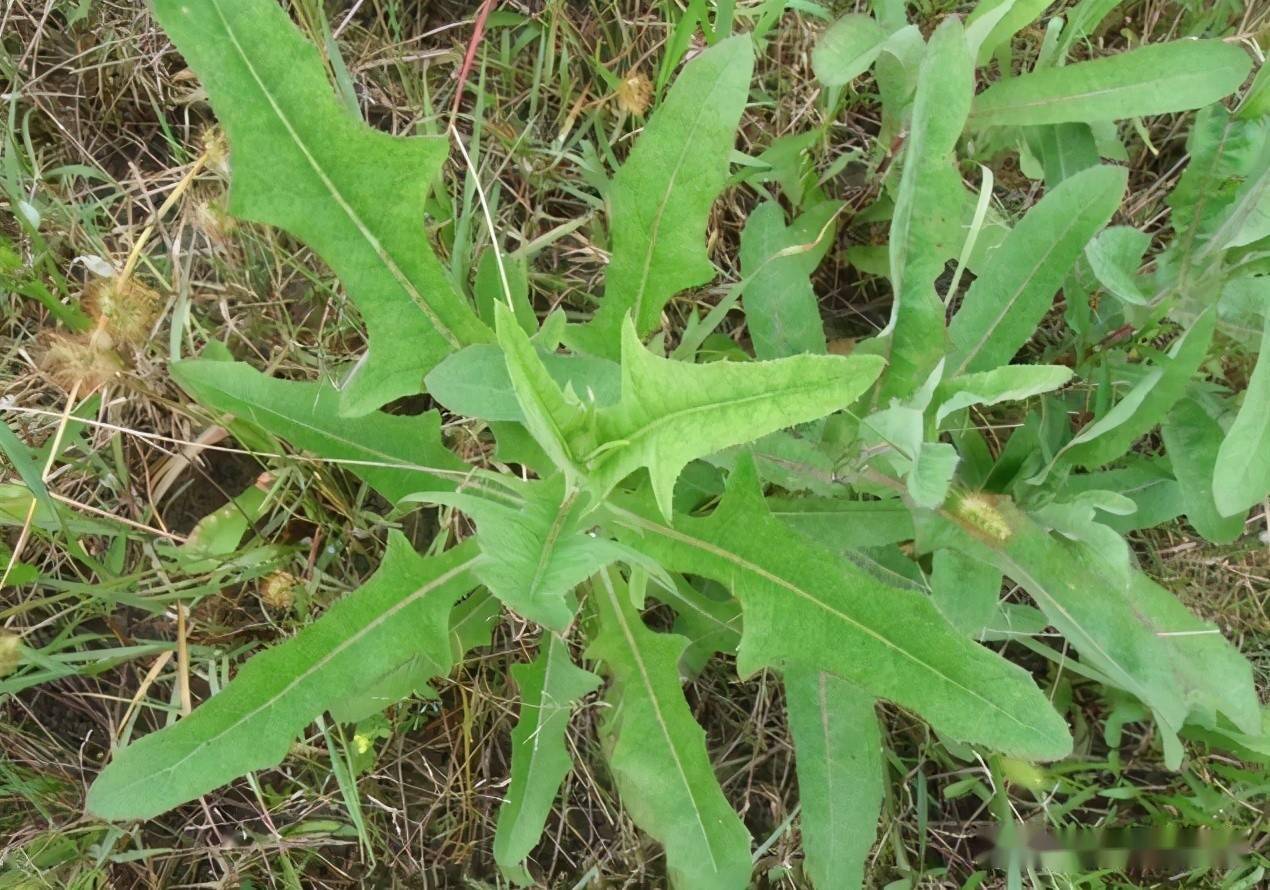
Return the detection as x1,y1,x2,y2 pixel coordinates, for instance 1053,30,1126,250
609,505,1050,744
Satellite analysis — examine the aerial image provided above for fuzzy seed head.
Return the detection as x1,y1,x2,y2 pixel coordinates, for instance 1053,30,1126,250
616,71,652,116
84,277,160,347
260,571,297,611
37,331,124,392
0,631,21,678
951,492,1012,542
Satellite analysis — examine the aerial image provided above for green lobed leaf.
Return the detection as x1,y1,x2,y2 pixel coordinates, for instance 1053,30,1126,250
878,16,973,401
572,36,754,358
1057,310,1214,470
739,200,839,359
767,497,915,550
785,670,883,890
494,633,601,881
930,548,1002,638
968,39,1252,128
87,534,479,820
657,578,743,678
411,475,630,631
812,14,889,87
152,0,492,415
1214,315,1270,517
948,165,1126,375
1160,400,1245,544
931,494,1261,746
587,569,753,890
608,458,1072,760
172,359,466,503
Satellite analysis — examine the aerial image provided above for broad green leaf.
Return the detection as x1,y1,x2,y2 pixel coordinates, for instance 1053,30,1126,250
425,343,620,422
1084,225,1151,306
172,360,465,502
935,365,1073,424
739,200,839,359
573,36,754,358
785,670,882,890
1168,107,1268,255
152,0,491,415
930,549,1002,638
87,534,479,820
1062,458,1183,533
812,14,888,87
412,475,629,631
328,588,501,724
1057,310,1214,470
495,633,601,881
1030,122,1099,187
608,459,1072,760
969,39,1252,128
966,0,1054,65
518,312,884,519
879,17,973,400
588,570,752,890
931,494,1261,747
1214,315,1270,518
1161,401,1244,544
948,165,1126,375
767,497,915,549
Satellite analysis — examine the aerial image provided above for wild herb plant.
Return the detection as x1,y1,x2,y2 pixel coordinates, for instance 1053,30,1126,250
71,0,1268,886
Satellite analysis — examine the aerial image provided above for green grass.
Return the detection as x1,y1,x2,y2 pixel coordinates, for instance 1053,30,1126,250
1,0,1268,887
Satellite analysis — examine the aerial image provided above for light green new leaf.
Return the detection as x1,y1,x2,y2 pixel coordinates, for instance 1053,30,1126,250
588,570,752,890
412,475,628,631
172,360,466,502
425,344,620,422
573,36,754,358
528,315,883,519
935,365,1073,424
932,495,1261,746
1214,315,1270,518
1058,310,1214,470
496,304,590,479
879,17,973,401
812,14,888,86
966,0,1054,65
152,0,491,415
948,165,1126,375
739,200,840,359
87,534,479,820
785,670,882,890
495,633,601,881
609,459,1072,760
1161,400,1245,544
969,39,1251,128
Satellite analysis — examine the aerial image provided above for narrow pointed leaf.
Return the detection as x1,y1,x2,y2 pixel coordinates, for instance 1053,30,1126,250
495,633,601,879
153,0,491,414
879,17,973,400
1058,310,1214,470
969,39,1251,128
739,200,839,359
87,535,479,820
608,459,1072,760
785,670,883,890
574,36,754,357
948,165,1126,375
1161,400,1245,543
588,570,752,890
812,14,889,86
1214,315,1270,517
930,495,1261,739
172,359,465,502
935,365,1073,424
